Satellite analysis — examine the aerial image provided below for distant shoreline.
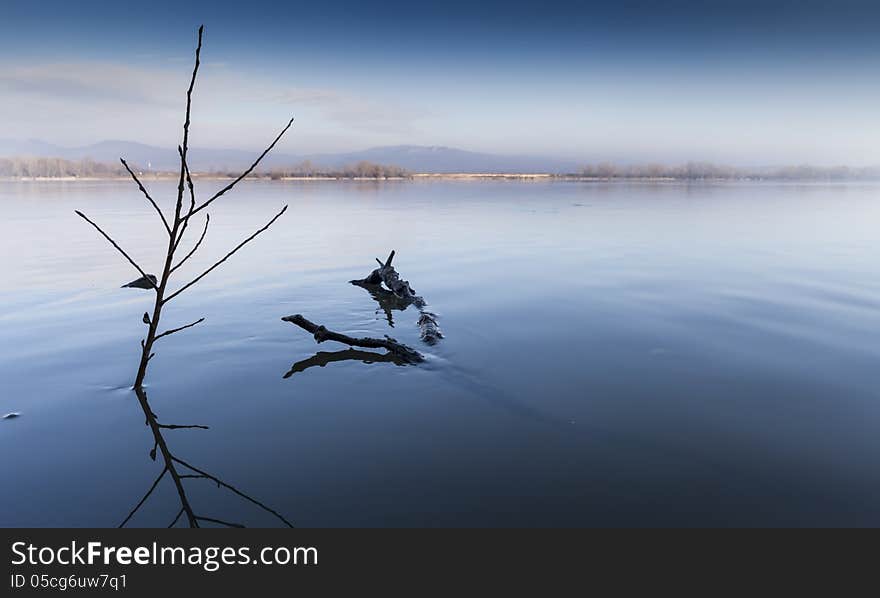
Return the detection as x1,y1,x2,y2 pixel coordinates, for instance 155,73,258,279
3,173,878,183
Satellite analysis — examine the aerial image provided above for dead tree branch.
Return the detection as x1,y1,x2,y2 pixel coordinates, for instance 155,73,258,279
172,25,202,226
170,214,209,273
164,205,288,303
352,250,420,302
173,149,199,253
282,314,423,363
77,25,291,392
351,250,443,344
157,423,210,430
77,26,296,529
190,118,295,217
120,159,171,235
74,210,158,290
155,317,205,340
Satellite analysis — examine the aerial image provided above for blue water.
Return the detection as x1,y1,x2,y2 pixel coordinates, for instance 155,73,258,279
2,178,880,527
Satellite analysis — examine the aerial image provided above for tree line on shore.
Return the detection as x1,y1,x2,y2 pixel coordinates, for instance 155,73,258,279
0,156,130,178
0,156,411,179
4,154,880,180
577,161,880,180
263,160,410,179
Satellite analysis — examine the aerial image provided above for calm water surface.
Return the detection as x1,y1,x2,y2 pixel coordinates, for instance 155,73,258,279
2,179,880,526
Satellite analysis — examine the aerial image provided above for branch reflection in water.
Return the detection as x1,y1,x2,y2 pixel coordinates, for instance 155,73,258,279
284,348,408,378
350,279,414,328
119,387,293,528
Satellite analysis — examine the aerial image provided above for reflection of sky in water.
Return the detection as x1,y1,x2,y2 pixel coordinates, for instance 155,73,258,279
2,179,880,526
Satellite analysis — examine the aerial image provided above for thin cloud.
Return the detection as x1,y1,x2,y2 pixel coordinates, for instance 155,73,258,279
0,62,180,106
273,87,424,134
272,88,343,105
0,58,426,147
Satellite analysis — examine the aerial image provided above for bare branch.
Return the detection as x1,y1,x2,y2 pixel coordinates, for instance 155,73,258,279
195,516,245,528
182,25,203,160
172,25,203,220
155,317,205,340
120,159,171,236
282,314,424,363
74,210,158,290
172,456,294,527
170,25,204,226
171,214,209,273
119,467,167,528
190,118,294,216
157,423,210,430
164,205,288,303
173,147,199,252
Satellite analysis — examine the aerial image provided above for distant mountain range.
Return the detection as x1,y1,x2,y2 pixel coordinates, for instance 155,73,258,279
0,139,582,174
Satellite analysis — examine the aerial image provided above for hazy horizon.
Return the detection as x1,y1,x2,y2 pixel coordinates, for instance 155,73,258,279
3,138,880,171
3,1,880,166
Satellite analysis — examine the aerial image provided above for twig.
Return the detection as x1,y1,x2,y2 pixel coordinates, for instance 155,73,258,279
173,26,203,223
164,205,288,303
173,148,199,252
155,317,205,340
181,26,202,164
120,159,171,235
74,210,158,290
119,466,167,528
170,214,209,273
190,118,294,217
157,423,210,430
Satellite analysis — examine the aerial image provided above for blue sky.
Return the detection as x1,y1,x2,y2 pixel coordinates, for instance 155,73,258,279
2,0,880,165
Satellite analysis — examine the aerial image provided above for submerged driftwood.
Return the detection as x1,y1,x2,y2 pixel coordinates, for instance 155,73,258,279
282,314,423,363
351,250,421,304
417,312,442,345
350,250,443,345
